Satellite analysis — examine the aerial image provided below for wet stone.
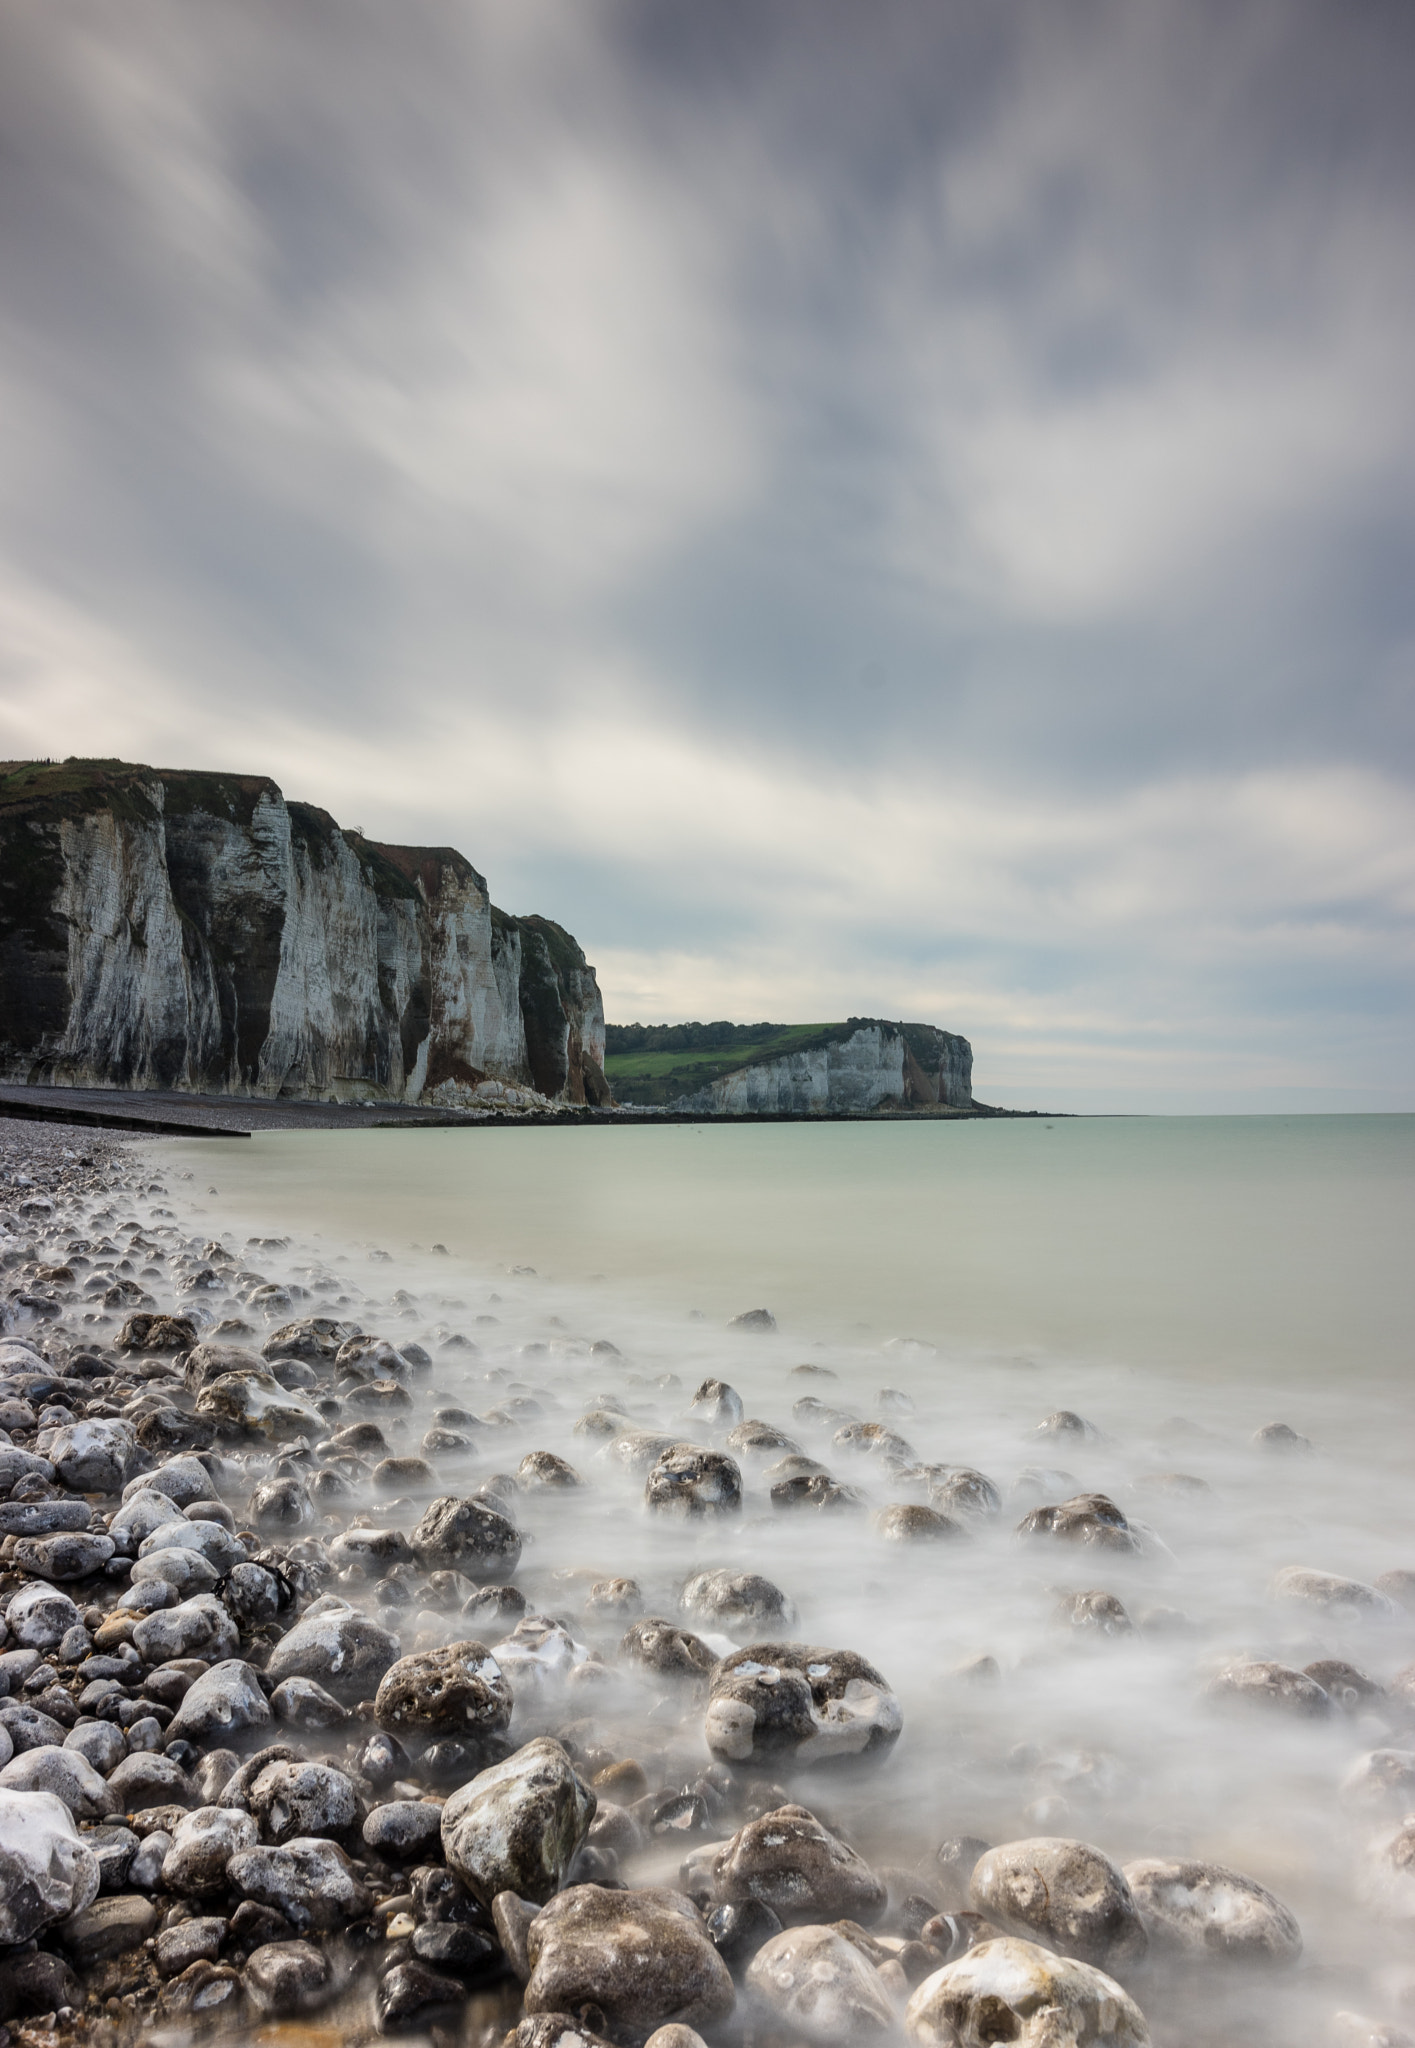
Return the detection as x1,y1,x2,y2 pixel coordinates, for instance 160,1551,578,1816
442,1736,596,1906
374,1638,513,1739
746,1922,895,2043
970,1838,1149,1969
1122,1856,1300,1964
57,1891,158,1963
263,1599,401,1704
155,1915,227,1976
363,1797,445,1860
411,1494,522,1579
376,1959,466,2033
227,1835,373,1929
524,1883,735,2038
644,1444,743,1518
903,1935,1150,2047
679,1569,795,1633
705,1642,903,1768
620,1616,717,1681
243,1937,333,2017
714,1804,887,1925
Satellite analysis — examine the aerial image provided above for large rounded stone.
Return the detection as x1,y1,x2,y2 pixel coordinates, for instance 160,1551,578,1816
904,1937,1150,2046
249,1760,359,1843
162,1805,260,1896
263,1600,400,1705
1122,1858,1301,1964
680,1570,795,1634
524,1884,734,2037
12,1532,116,1581
410,1495,522,1580
442,1737,595,1907
1207,1661,1333,1717
45,1419,142,1494
705,1643,902,1768
374,1641,513,1740
0,1787,101,1942
969,1840,1148,1969
1016,1495,1139,1553
620,1617,716,1681
745,1924,894,2043
1270,1567,1397,1620
226,1837,372,1931
713,1805,885,1925
645,1444,742,1517
242,1938,332,2018
0,1745,113,1819
132,1594,239,1666
166,1659,273,1745
5,1582,82,1651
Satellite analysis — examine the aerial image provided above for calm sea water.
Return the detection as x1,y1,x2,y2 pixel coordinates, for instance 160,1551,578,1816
159,1114,1415,2043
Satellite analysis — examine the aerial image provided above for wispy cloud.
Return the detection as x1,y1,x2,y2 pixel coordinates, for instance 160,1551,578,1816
0,0,1412,1107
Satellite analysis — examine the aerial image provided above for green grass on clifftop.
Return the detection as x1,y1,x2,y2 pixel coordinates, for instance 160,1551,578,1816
604,1020,862,1105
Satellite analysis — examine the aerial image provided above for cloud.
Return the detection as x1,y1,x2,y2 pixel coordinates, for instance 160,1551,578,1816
0,0,1412,1108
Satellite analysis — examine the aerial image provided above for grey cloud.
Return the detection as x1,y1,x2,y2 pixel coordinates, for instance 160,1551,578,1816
0,0,1412,1105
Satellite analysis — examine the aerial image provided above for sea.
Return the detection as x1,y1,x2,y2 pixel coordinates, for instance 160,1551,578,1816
160,1112,1415,2043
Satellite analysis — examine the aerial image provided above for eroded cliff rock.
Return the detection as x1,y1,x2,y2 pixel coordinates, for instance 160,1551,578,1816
669,1022,971,1115
0,760,610,1107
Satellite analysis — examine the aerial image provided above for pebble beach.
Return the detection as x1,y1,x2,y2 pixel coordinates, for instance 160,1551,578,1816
0,1115,1413,2048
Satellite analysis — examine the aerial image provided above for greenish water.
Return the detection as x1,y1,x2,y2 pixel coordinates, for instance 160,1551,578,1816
173,1114,1415,1384
151,1112,1415,2039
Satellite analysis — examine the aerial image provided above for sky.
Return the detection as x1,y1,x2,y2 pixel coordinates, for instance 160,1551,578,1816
1,0,1413,1112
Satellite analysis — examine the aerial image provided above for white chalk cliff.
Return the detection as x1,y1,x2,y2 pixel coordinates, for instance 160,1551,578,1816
0,762,609,1107
670,1022,972,1115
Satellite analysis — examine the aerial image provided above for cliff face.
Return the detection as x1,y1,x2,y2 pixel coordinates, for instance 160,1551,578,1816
669,1021,972,1115
0,761,610,1107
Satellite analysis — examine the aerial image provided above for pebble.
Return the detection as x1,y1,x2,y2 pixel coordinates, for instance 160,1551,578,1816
166,1657,273,1743
969,1838,1149,1968
374,1638,513,1738
705,1643,903,1767
226,1835,374,1929
524,1884,735,2037
745,1922,895,2042
713,1804,887,1925
243,1937,333,2017
411,1494,523,1578
1122,1857,1301,1963
645,1444,743,1516
262,1598,401,1703
248,1757,360,1841
364,1796,444,1859
904,1936,1150,2046
0,1742,114,1817
442,1736,596,1905
0,1786,101,1939
679,1569,795,1633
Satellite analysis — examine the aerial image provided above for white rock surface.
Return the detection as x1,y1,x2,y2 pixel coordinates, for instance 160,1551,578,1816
0,1786,102,1941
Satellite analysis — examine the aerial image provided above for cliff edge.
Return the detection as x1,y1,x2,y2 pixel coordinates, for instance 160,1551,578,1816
0,759,611,1108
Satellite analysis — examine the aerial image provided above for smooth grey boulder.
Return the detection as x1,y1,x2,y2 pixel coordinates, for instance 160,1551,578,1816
680,1569,795,1634
123,1455,213,1508
65,1718,127,1775
108,1488,186,1554
196,1371,323,1441
970,1840,1148,1969
11,1532,115,1581
263,1317,360,1362
57,1893,159,1963
1016,1494,1140,1554
524,1884,734,2037
242,1938,333,2018
45,1418,143,1494
154,1916,227,1977
162,1805,260,1896
745,1924,894,2043
374,1640,513,1740
904,1937,1150,2046
167,1659,273,1745
713,1805,886,1926
1122,1858,1301,1964
5,1582,82,1650
442,1737,596,1908
645,1444,742,1518
263,1600,400,1705
705,1643,902,1768
0,1744,114,1819
104,1749,194,1810
410,1495,522,1581
139,1517,247,1575
227,1836,373,1930
132,1594,239,1666
0,1787,101,1941
130,1547,221,1596
1207,1661,1333,1717
248,1759,359,1843
363,1798,444,1861
270,1676,348,1729
1270,1567,1397,1620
